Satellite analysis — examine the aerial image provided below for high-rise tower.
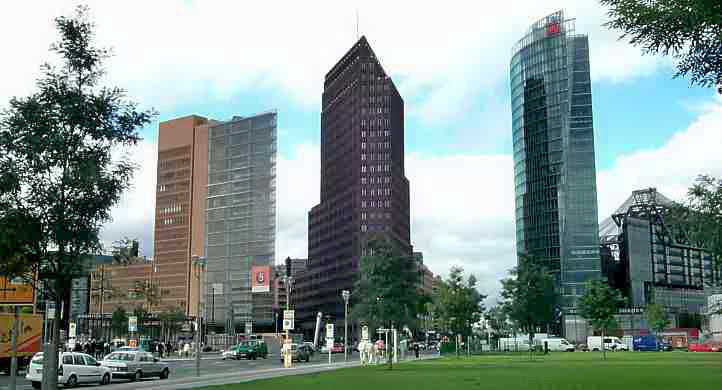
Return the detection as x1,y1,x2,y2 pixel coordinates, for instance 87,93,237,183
510,11,600,306
296,36,411,329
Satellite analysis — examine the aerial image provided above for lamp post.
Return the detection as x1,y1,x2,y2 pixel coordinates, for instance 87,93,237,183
341,290,351,362
192,256,206,378
282,275,294,368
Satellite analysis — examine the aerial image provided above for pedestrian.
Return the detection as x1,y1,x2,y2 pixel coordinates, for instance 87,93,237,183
183,342,190,358
414,343,420,359
158,342,164,358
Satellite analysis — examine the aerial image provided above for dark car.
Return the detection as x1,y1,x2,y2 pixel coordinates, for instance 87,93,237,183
237,340,268,360
281,344,311,363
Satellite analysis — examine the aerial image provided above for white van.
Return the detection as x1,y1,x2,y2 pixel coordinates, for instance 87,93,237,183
540,338,575,352
499,338,532,352
25,352,111,389
587,336,629,351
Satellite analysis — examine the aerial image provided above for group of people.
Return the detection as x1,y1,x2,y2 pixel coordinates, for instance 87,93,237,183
65,339,112,359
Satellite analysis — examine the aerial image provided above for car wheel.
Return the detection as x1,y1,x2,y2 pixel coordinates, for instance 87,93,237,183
32,382,41,389
66,375,78,388
306,356,310,363
133,371,142,382
160,369,169,380
101,373,111,385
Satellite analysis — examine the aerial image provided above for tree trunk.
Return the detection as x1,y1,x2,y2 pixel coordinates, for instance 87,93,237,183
43,305,60,390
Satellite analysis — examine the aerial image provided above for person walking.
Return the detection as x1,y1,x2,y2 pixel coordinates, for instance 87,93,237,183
158,342,164,358
414,343,420,359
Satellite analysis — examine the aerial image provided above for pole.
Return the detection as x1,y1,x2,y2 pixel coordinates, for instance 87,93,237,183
344,299,348,362
9,306,19,390
195,262,201,377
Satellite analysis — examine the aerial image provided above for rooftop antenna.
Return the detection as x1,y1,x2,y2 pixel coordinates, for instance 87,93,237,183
356,9,359,41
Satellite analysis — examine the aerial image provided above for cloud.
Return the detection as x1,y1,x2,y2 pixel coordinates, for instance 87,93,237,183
1,0,671,126
597,95,722,218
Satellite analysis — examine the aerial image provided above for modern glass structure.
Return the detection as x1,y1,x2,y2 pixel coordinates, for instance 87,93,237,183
204,112,277,332
511,11,600,306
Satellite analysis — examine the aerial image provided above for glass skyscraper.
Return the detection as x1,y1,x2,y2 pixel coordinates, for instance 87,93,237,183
510,11,600,306
204,112,277,332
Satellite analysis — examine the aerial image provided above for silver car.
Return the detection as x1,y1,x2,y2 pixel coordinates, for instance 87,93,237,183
101,351,169,381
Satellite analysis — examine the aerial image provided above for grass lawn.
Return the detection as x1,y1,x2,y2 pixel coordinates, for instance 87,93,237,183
204,352,722,390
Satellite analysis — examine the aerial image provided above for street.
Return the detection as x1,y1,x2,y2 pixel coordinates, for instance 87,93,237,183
0,351,437,390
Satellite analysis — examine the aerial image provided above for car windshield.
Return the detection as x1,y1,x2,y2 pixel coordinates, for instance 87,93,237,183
32,354,44,363
106,352,135,361
240,342,250,347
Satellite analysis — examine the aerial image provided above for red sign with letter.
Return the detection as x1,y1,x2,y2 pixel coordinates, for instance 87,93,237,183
546,22,561,36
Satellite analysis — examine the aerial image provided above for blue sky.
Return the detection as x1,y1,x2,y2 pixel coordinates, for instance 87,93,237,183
3,0,721,301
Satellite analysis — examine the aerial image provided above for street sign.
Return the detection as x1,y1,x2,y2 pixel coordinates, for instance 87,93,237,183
47,308,56,320
128,316,138,333
284,310,295,321
283,319,294,331
362,326,369,341
245,321,253,335
326,323,334,339
69,322,76,338
326,338,334,349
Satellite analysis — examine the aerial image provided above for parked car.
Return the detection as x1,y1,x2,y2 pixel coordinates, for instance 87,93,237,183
633,336,672,351
222,345,239,360
236,340,268,360
301,342,316,355
576,344,589,352
101,350,169,381
688,343,720,352
331,343,344,354
587,336,629,351
281,344,311,363
540,338,575,352
26,352,111,389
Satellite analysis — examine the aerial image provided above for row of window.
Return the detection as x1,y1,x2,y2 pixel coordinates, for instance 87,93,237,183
361,188,392,197
361,153,390,161
361,164,390,174
159,216,183,226
362,200,391,209
361,118,390,128
361,142,390,150
361,130,391,138
361,212,391,221
159,203,182,215
361,176,391,185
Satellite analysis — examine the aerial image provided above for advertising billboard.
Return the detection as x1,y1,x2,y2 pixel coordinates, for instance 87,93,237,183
0,276,35,305
251,266,271,293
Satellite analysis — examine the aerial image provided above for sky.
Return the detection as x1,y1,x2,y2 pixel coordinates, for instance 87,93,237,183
2,1,721,304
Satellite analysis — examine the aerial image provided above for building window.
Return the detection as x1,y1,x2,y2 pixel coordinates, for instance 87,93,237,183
362,201,367,208
361,177,367,185
361,142,366,149
361,154,366,161
361,213,367,220
361,224,367,232
361,165,367,173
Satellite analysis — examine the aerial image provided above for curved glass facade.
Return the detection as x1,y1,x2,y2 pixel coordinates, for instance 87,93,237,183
511,11,600,306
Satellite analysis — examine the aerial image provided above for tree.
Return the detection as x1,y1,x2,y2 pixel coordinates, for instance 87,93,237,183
486,305,511,346
111,238,140,265
666,175,722,267
578,280,625,360
600,0,722,94
351,237,421,369
0,7,154,389
432,266,486,354
500,256,558,358
159,309,185,342
111,307,128,338
645,299,670,350
132,307,149,336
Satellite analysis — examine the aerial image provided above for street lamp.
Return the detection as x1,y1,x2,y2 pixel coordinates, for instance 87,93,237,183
192,255,206,378
341,290,351,362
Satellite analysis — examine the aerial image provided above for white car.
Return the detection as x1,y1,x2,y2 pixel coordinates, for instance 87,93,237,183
26,352,111,389
101,350,169,381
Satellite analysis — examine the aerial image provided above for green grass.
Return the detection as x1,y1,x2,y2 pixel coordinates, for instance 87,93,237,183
204,352,722,390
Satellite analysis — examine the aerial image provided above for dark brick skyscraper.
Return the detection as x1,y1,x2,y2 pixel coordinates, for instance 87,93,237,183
296,36,411,330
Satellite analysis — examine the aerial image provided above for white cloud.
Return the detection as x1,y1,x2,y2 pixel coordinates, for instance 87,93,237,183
597,95,722,218
0,0,670,125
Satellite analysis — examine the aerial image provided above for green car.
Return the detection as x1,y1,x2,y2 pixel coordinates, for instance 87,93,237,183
237,340,268,360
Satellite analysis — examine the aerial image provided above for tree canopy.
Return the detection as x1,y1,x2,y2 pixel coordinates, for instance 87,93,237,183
578,280,625,359
432,266,486,337
500,256,558,345
351,236,421,336
0,5,155,326
601,0,722,93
